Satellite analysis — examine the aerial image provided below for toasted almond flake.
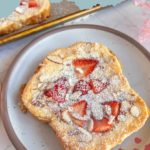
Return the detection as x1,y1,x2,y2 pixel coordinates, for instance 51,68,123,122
47,55,63,64
75,67,84,74
130,106,140,117
62,110,72,124
39,74,49,82
87,119,94,132
37,83,43,88
32,90,40,98
46,101,60,113
78,127,93,142
108,115,115,124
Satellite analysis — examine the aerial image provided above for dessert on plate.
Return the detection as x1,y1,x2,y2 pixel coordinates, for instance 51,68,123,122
0,0,50,35
21,42,149,150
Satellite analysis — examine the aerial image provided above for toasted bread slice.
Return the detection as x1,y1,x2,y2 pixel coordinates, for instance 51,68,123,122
0,0,50,35
21,42,149,150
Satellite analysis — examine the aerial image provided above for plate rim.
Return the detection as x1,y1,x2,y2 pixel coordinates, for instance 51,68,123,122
1,24,150,150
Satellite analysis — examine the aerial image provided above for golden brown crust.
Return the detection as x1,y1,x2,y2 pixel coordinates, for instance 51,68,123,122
0,22,21,35
0,0,50,35
21,42,149,150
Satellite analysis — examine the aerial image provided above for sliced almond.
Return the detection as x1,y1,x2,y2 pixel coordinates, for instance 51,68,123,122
78,127,93,142
32,89,40,98
62,110,72,124
75,67,84,74
87,119,94,132
108,115,115,124
130,106,140,117
47,55,63,64
39,74,49,82
37,83,43,88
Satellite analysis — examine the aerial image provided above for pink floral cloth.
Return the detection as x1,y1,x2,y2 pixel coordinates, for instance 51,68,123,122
133,0,150,43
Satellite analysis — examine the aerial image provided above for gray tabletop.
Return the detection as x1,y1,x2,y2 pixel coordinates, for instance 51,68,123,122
0,1,150,150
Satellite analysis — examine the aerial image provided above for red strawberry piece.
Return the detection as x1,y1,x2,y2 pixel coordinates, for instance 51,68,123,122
73,59,98,78
44,89,53,97
70,115,86,127
73,80,91,95
28,0,38,8
71,100,87,117
104,101,120,117
44,77,69,103
90,79,108,94
92,117,113,133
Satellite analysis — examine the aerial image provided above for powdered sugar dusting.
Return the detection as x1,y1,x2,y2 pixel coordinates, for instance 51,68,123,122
118,114,126,122
104,105,112,116
91,101,104,120
30,43,140,137
110,75,120,87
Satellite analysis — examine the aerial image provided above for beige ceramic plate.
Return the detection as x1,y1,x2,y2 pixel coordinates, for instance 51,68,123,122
1,24,150,150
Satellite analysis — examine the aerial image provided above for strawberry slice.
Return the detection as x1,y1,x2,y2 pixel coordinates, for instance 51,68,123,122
73,59,98,78
73,80,91,95
70,115,86,127
28,0,38,8
71,100,87,117
44,77,69,103
92,118,113,133
103,101,120,117
90,79,108,94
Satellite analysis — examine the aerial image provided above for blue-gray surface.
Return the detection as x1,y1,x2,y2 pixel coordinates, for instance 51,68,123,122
0,0,126,18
